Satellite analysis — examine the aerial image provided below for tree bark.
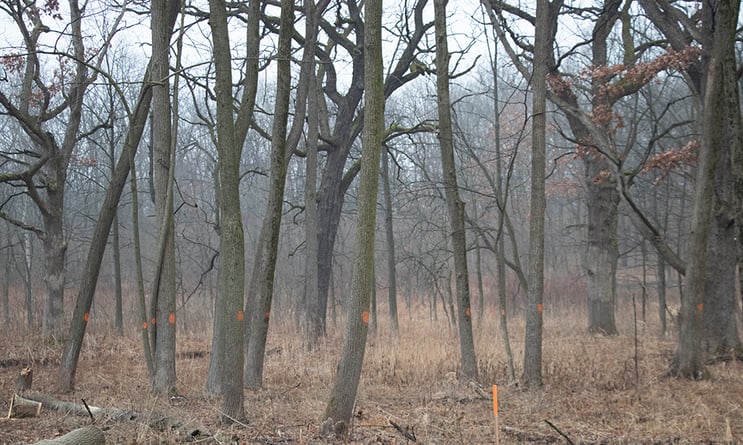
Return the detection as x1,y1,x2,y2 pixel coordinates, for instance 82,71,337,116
244,0,294,389
150,0,180,396
381,149,400,336
208,0,247,422
670,0,740,379
323,0,384,428
522,0,550,389
205,0,260,396
434,0,478,382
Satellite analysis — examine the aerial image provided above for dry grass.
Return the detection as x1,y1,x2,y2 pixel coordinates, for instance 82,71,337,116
0,306,741,444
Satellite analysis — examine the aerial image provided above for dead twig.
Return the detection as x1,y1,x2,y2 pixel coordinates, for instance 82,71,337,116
544,419,575,445
389,419,416,442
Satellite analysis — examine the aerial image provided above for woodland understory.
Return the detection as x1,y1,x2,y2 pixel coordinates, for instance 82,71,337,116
1,302,741,445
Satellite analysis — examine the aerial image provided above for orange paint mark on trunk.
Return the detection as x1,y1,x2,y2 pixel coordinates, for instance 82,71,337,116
168,313,176,324
83,312,90,322
465,307,471,318
142,322,148,330
537,304,543,313
361,311,370,324
237,310,244,321
697,303,704,313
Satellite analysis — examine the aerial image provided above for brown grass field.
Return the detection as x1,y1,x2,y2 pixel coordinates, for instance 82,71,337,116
0,303,742,444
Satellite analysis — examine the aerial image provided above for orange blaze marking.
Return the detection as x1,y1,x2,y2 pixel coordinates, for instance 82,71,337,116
697,303,704,313
168,313,176,324
537,303,543,313
361,311,370,324
465,307,471,318
151,318,157,325
83,312,90,322
142,322,148,330
492,385,499,415
237,310,244,321
264,311,270,320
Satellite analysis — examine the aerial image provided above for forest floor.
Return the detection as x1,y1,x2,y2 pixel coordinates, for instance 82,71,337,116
0,309,742,444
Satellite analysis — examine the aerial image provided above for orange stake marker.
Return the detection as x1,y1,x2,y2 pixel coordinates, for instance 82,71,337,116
493,385,500,445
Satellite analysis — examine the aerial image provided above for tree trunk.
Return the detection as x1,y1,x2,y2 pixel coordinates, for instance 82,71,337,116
57,68,155,392
244,0,294,389
41,185,66,340
671,0,739,379
206,0,260,396
323,0,383,428
434,0,478,382
301,0,328,348
522,0,550,389
150,0,180,396
208,0,246,422
381,149,400,336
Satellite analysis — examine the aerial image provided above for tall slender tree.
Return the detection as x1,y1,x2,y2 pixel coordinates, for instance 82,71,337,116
150,0,181,396
323,0,384,428
433,0,478,381
522,0,550,388
244,0,295,388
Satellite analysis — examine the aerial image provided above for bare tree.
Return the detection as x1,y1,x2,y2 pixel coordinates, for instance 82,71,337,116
208,0,247,422
323,0,384,429
0,0,113,338
521,0,551,389
149,0,182,396
244,0,295,389
433,0,478,382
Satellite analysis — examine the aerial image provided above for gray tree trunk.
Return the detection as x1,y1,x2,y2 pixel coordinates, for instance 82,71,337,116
585,0,621,336
381,149,400,336
434,0,478,382
522,0,550,389
205,0,260,396
150,0,180,396
244,0,294,389
671,0,740,379
301,0,330,348
323,0,384,428
208,0,247,423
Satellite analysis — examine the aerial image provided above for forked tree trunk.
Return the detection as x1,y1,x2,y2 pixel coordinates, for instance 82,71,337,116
208,0,247,422
149,0,180,396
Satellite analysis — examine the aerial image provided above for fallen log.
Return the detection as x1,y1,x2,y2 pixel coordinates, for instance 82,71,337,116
7,393,42,418
31,426,105,445
21,392,104,417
